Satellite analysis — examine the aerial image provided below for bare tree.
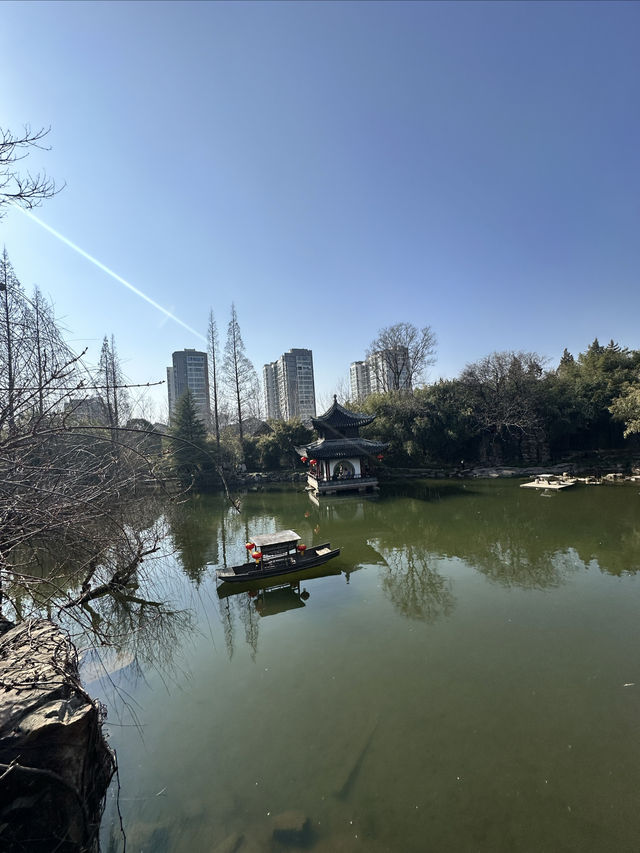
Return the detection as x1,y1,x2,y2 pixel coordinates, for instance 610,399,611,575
97,334,129,434
0,249,23,433
366,322,437,392
0,125,59,216
460,350,547,463
207,308,221,449
222,303,258,445
0,260,175,624
317,376,350,412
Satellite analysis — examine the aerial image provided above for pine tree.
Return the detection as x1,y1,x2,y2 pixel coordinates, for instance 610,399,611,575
170,389,209,485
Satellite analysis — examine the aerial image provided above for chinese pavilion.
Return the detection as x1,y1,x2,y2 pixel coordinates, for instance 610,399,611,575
296,396,388,496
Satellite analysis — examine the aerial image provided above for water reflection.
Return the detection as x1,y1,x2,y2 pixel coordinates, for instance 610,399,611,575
306,481,640,585
371,542,455,622
217,565,342,658
165,482,640,662
100,482,640,853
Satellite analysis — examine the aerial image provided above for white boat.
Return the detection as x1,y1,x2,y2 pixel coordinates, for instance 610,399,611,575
520,474,577,490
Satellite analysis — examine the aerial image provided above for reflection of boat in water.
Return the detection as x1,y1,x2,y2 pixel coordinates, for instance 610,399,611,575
217,563,343,599
215,529,340,584
254,584,307,616
520,474,577,490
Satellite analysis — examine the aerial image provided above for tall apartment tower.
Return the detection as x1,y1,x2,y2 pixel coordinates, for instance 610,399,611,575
167,348,210,427
350,360,371,401
263,348,316,421
350,346,412,399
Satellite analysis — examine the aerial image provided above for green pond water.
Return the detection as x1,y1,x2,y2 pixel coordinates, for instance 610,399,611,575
98,479,640,852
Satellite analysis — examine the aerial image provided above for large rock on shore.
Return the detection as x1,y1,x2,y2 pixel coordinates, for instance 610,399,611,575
0,619,115,852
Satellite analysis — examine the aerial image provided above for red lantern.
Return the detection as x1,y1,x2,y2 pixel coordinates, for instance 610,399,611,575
301,456,308,463
245,542,255,550
297,544,307,553
377,453,384,461
251,551,262,561
310,459,317,465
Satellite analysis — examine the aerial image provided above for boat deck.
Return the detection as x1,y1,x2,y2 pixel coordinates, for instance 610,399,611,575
520,475,577,490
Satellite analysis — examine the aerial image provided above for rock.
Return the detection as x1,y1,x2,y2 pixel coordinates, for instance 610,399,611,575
0,619,115,852
271,810,312,846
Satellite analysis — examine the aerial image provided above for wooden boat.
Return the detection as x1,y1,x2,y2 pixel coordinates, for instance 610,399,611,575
216,564,343,600
216,529,340,583
520,473,577,490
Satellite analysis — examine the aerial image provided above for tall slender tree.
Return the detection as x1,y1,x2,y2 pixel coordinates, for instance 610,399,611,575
98,334,129,432
0,249,21,433
207,308,221,450
222,303,258,445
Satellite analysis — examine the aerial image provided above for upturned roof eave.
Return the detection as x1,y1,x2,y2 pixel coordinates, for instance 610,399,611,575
295,437,389,460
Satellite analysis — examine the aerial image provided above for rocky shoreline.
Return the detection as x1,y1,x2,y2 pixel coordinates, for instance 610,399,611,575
0,619,115,852
231,459,640,488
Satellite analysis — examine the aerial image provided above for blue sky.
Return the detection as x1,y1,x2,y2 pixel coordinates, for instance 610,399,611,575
2,1,639,417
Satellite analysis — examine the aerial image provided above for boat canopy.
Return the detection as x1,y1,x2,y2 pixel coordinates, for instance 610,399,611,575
252,530,300,550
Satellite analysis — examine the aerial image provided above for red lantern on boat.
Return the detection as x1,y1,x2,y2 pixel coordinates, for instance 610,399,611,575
377,453,384,461
297,544,307,553
310,459,317,465
245,542,255,550
251,551,262,561
301,456,308,463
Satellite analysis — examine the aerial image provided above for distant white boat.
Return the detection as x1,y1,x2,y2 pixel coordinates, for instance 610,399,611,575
520,474,577,490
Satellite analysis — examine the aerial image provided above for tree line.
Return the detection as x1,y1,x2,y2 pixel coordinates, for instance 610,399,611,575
172,317,640,483
356,342,640,469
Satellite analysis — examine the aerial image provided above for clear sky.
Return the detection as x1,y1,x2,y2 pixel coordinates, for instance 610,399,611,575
2,1,639,418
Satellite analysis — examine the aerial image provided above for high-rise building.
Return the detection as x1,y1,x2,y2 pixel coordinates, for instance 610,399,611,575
167,349,210,426
263,348,316,421
349,360,371,401
350,347,412,399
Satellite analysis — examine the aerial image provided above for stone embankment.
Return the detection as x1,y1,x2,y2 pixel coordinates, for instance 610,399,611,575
230,463,640,487
0,619,115,852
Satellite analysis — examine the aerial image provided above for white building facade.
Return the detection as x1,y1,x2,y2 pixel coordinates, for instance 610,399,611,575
349,360,371,401
350,347,412,399
263,348,316,421
167,348,211,426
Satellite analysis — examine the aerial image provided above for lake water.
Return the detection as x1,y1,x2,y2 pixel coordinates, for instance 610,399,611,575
98,479,640,852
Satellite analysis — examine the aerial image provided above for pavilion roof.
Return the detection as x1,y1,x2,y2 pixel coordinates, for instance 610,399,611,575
311,396,375,433
296,437,388,460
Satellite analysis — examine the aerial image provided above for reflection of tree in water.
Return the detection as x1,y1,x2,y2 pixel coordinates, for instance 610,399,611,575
455,504,580,589
79,590,193,702
167,499,222,585
477,540,569,589
377,544,455,622
387,481,640,583
219,592,260,661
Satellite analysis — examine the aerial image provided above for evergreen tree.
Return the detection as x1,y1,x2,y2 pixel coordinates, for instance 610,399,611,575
170,389,209,485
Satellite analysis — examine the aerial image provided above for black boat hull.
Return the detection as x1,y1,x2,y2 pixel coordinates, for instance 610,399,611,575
216,544,340,583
